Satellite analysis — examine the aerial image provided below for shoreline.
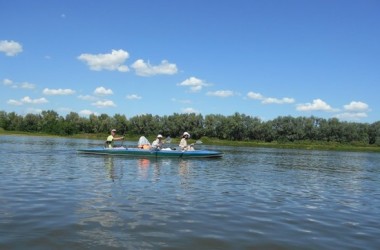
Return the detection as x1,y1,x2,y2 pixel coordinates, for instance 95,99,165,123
1,130,379,153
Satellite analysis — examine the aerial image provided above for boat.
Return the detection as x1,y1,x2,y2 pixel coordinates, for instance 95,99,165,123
77,147,223,158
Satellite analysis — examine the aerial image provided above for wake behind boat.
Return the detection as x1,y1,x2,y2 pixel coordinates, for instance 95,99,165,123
77,147,223,158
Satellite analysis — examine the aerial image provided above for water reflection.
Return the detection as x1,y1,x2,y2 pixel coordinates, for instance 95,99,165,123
104,156,116,181
2,136,380,250
179,160,190,176
137,158,151,180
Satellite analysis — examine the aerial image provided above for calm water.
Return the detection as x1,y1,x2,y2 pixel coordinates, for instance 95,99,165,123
1,135,379,249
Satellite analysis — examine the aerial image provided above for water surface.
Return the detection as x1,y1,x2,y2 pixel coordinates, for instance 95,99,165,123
1,135,379,249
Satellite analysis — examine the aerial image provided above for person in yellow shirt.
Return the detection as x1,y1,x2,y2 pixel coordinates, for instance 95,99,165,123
105,129,124,148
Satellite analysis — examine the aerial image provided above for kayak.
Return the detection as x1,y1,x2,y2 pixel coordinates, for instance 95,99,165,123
77,147,223,158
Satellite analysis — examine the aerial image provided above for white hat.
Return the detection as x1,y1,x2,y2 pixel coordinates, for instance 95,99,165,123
111,129,116,132
157,134,163,138
183,132,190,137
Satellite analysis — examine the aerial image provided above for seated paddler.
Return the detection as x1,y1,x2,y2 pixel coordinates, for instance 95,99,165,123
105,129,124,148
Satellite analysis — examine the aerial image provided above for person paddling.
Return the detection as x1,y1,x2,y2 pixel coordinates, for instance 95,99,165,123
105,129,124,148
179,132,194,151
152,134,164,150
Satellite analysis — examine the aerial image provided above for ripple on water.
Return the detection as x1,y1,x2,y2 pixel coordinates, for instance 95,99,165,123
1,136,380,249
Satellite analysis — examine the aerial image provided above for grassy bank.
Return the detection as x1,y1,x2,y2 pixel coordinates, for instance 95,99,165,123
1,129,379,153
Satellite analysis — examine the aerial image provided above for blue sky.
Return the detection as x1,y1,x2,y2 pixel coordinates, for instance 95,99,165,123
1,0,379,123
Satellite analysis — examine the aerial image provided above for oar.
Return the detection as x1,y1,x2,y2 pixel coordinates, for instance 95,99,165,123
190,140,203,147
119,134,126,147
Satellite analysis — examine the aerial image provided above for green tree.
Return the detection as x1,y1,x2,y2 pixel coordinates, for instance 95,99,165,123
0,111,9,129
22,113,42,132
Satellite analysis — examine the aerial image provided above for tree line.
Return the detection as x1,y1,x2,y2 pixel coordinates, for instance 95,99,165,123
1,110,380,145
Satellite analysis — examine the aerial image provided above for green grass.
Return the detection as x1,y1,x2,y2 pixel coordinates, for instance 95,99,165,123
1,130,379,153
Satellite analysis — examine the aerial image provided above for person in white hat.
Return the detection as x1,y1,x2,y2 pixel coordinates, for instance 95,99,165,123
151,134,164,150
105,129,124,148
179,132,194,151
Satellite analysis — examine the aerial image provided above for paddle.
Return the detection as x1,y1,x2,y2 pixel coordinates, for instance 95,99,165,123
120,134,125,147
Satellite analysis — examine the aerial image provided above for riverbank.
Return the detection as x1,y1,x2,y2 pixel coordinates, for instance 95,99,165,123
1,129,379,153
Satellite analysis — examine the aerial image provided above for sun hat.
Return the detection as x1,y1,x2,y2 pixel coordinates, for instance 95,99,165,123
183,132,190,137
157,134,163,138
111,129,116,132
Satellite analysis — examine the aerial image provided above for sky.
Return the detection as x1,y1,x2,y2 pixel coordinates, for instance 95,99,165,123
1,0,379,123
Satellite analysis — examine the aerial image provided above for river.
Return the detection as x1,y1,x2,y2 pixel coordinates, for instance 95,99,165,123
0,135,379,249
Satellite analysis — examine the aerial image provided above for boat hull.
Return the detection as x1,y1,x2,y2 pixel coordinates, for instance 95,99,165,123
77,147,223,158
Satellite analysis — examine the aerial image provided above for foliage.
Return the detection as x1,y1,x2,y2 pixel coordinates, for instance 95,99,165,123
0,110,379,146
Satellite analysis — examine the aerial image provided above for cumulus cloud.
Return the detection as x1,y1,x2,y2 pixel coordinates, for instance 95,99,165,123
182,107,199,114
247,92,264,100
20,82,36,89
43,88,75,95
91,100,116,108
178,77,210,92
343,101,369,112
247,91,295,104
262,97,295,104
0,40,23,56
335,112,368,120
26,108,43,114
131,59,178,76
78,95,97,101
21,96,48,104
333,101,370,121
79,109,97,116
94,86,113,96
296,99,336,112
7,96,48,106
3,78,13,86
207,90,235,97
77,49,129,72
126,94,142,100
3,78,35,89
7,99,23,106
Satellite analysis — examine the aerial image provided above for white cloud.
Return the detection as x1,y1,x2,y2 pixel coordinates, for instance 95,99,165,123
79,109,97,116
20,82,36,89
26,108,43,114
247,91,295,104
0,40,23,56
3,78,35,89
247,91,264,100
207,90,234,97
91,100,116,108
262,97,295,104
8,96,48,106
43,88,75,95
77,49,130,72
178,77,210,92
78,95,97,101
182,107,199,114
21,96,48,104
131,59,178,76
94,86,113,96
3,78,13,86
344,101,369,112
296,99,336,112
126,94,142,100
335,112,368,120
7,99,23,106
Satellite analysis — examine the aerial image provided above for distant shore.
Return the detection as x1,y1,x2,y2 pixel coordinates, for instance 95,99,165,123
1,129,379,153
